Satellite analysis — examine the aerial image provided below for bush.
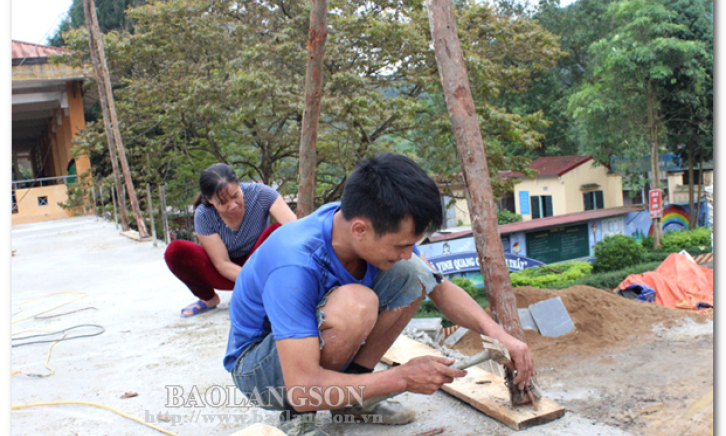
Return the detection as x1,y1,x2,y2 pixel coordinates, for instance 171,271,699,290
450,276,478,299
497,209,523,224
593,235,644,273
642,251,671,263
551,261,662,290
640,236,655,251
510,261,593,288
661,227,712,252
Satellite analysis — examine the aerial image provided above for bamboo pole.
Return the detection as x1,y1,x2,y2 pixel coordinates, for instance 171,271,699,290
159,185,170,245
100,185,106,220
85,0,148,237
82,0,129,231
111,184,119,231
426,0,527,349
296,0,328,218
147,185,158,247
91,186,98,221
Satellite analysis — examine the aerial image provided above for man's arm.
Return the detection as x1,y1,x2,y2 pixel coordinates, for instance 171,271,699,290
276,336,465,412
427,280,534,390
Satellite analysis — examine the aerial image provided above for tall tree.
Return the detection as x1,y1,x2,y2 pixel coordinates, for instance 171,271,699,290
297,0,328,218
49,0,146,46
568,0,708,249
58,0,562,211
660,0,713,228
498,0,616,158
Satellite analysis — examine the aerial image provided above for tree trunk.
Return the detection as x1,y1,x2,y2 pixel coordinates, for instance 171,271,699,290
694,148,704,228
687,145,695,229
296,0,328,218
83,0,129,231
86,0,149,238
646,80,662,250
426,0,525,341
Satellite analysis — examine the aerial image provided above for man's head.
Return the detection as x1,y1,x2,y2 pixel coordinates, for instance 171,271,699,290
340,153,443,269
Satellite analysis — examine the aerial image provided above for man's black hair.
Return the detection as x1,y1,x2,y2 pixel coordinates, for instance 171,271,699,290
341,153,443,236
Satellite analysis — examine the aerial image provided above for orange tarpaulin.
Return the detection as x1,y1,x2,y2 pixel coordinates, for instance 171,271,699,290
618,253,713,311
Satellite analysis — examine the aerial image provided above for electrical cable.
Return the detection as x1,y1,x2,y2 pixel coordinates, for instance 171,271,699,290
10,294,182,435
12,324,105,348
12,402,183,436
13,291,88,324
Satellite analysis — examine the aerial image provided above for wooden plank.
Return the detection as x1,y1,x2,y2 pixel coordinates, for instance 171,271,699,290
382,335,566,431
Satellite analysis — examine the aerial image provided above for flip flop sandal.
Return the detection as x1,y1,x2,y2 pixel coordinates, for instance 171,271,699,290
180,300,217,318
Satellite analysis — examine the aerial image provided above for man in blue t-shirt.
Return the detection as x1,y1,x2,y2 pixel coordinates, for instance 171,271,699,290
225,153,534,435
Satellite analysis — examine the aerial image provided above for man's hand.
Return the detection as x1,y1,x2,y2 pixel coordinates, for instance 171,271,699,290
398,356,467,394
498,336,534,390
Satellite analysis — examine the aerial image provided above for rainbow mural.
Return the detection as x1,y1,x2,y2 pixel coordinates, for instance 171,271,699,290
648,204,690,236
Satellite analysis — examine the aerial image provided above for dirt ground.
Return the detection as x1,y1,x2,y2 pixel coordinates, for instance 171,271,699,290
11,217,713,436
453,286,714,436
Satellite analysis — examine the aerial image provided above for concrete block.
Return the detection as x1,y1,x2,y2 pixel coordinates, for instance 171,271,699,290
528,296,574,337
406,317,442,340
443,326,470,347
517,308,539,332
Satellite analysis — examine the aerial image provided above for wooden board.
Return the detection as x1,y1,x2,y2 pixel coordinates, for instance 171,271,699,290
381,335,566,431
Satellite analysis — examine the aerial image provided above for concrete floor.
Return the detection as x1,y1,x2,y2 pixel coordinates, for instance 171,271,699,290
11,216,633,436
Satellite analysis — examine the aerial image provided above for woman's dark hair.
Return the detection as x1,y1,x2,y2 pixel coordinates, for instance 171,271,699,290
341,153,443,236
193,163,239,209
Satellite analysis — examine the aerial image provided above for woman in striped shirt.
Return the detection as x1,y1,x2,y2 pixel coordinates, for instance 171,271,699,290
164,163,296,317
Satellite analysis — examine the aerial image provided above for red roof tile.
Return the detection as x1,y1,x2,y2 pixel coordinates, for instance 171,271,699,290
511,155,594,178
427,205,646,242
12,40,67,59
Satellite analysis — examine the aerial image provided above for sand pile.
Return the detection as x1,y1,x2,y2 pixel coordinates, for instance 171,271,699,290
453,285,709,365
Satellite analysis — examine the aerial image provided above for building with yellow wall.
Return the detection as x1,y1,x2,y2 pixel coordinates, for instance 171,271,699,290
12,41,92,225
511,156,623,221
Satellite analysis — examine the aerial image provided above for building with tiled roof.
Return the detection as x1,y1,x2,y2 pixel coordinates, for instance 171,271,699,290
511,155,623,222
12,40,92,225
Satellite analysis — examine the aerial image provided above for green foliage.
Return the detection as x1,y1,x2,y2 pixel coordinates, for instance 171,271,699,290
449,276,479,299
48,0,146,46
550,261,663,290
640,236,655,250
593,234,645,273
57,184,87,213
661,227,712,251
497,0,617,158
55,0,563,211
510,261,593,288
497,209,523,224
568,0,710,206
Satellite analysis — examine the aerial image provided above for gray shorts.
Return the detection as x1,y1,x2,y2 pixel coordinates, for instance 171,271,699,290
230,254,442,411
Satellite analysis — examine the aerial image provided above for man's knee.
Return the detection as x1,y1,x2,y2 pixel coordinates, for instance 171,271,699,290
321,284,379,332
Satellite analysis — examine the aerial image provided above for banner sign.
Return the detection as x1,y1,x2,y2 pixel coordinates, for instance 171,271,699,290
649,189,663,219
427,251,545,275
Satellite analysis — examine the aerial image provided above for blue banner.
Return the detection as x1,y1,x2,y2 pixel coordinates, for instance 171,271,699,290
426,251,544,274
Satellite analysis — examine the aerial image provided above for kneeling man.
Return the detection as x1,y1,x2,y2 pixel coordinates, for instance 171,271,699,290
224,153,534,435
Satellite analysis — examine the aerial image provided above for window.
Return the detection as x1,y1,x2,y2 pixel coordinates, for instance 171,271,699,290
530,195,553,219
583,190,604,211
682,170,703,185
37,196,48,206
440,196,457,229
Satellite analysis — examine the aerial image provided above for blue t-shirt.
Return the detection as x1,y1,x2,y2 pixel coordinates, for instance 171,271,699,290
223,203,379,372
194,182,279,259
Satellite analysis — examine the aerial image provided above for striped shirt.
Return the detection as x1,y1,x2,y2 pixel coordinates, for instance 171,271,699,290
194,183,279,259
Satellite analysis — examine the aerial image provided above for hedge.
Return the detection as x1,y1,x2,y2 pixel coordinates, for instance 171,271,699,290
548,261,663,290
510,261,592,288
